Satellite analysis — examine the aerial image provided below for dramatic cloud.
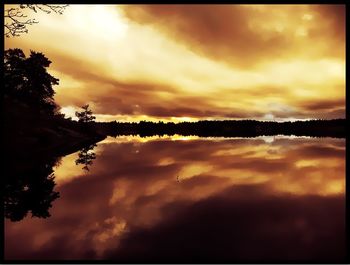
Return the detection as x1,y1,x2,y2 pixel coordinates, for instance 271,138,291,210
120,5,345,65
4,5,345,121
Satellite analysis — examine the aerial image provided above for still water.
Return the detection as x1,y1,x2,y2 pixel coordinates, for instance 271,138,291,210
5,135,346,262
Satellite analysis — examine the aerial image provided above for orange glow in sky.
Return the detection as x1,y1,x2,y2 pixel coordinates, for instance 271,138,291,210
4,4,345,122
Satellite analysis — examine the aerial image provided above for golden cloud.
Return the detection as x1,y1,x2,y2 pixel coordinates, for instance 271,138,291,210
4,4,345,121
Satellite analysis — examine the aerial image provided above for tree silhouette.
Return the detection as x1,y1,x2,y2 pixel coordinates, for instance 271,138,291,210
4,4,69,37
75,104,96,123
4,157,61,222
102,119,346,138
75,144,97,171
4,48,60,115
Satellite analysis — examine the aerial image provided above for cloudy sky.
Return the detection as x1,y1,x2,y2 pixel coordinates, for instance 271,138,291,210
4,4,345,122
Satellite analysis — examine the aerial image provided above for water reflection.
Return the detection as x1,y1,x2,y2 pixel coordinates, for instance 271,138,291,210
4,136,345,262
75,143,97,171
4,143,98,222
4,155,60,222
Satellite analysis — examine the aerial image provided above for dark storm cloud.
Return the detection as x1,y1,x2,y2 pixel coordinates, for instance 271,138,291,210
300,98,345,111
121,5,345,67
5,5,345,121
120,5,287,67
312,5,345,41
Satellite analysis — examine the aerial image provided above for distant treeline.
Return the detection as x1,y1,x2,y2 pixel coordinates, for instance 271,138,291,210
98,119,346,138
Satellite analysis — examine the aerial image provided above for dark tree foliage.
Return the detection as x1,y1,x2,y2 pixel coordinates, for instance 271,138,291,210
75,104,96,123
4,48,60,115
4,4,69,37
100,119,346,138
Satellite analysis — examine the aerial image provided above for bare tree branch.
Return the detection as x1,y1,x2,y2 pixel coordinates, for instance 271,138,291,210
4,4,69,38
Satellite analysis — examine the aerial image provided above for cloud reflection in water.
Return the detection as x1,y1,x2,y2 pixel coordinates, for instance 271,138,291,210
5,136,345,262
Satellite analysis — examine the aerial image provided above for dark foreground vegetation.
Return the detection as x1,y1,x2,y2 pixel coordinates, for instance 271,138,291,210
3,49,106,157
3,48,105,221
101,119,346,138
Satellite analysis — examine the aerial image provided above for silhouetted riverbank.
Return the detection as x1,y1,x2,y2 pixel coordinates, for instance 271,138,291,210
100,119,346,138
3,96,106,161
3,97,346,223
4,96,346,166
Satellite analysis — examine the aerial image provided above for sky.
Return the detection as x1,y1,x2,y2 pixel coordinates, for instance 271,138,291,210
4,4,346,122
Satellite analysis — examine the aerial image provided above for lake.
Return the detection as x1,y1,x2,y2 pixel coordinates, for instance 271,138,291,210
4,135,346,262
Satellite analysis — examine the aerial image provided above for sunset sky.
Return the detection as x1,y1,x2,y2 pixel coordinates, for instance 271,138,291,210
4,4,345,122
